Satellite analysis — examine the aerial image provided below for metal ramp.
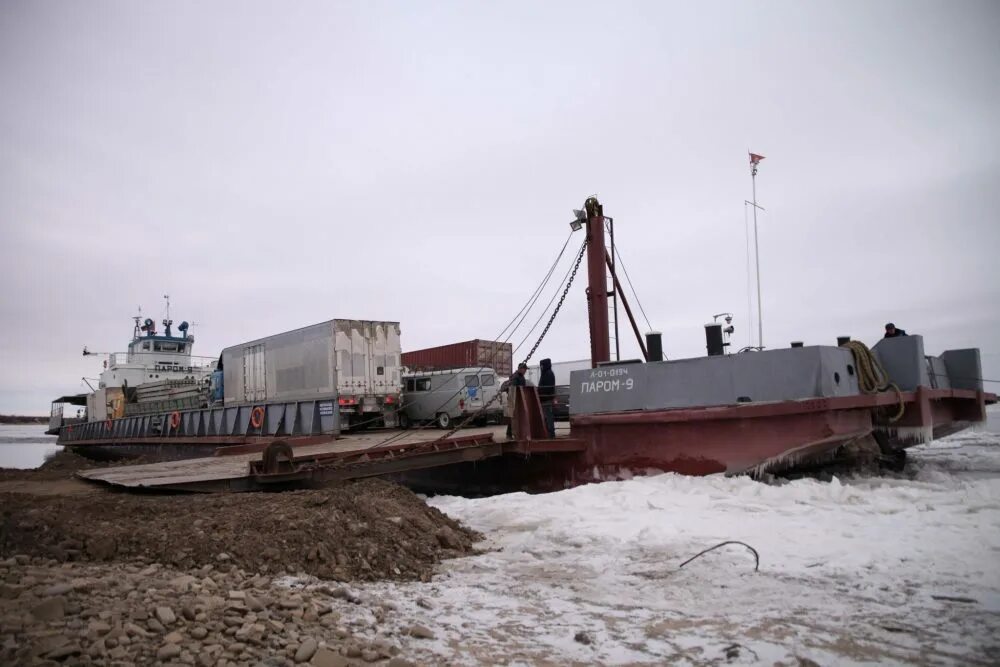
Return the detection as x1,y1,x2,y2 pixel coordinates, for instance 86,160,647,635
78,421,586,494
248,433,584,488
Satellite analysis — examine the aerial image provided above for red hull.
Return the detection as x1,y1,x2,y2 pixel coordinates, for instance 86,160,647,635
70,388,995,495
392,387,996,494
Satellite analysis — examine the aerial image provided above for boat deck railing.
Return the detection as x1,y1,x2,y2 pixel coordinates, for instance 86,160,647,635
58,397,340,444
108,352,217,370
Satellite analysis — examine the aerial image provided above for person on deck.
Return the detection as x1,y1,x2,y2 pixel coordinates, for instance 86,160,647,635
884,323,908,338
538,358,556,438
504,363,529,439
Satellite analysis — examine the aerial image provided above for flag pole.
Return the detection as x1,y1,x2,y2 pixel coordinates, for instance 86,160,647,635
749,153,765,349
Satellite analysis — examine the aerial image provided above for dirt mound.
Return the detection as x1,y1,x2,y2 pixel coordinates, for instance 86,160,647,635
0,450,99,482
0,479,479,582
38,450,100,473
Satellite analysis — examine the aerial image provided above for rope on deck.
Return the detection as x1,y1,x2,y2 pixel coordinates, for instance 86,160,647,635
841,340,905,422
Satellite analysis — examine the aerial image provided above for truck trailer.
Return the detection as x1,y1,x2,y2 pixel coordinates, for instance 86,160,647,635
220,319,402,429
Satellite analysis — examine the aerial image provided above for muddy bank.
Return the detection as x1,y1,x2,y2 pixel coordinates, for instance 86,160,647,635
2,482,477,583
0,451,98,482
0,453,478,583
0,453,482,665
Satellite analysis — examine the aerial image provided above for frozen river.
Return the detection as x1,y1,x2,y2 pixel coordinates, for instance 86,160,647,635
284,407,1000,665
0,423,61,469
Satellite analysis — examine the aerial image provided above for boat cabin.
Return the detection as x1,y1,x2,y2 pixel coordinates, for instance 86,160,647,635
46,308,219,431
99,316,215,390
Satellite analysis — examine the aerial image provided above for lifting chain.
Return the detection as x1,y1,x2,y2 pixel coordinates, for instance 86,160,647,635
521,238,589,366
434,238,590,442
585,287,594,366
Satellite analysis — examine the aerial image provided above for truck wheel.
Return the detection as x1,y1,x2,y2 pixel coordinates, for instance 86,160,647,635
399,413,411,430
436,413,451,429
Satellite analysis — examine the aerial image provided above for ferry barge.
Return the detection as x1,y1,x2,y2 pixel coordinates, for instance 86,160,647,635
51,198,996,493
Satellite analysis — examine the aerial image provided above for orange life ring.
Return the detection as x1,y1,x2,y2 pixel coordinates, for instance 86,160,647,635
170,411,181,429
250,406,265,429
105,419,113,431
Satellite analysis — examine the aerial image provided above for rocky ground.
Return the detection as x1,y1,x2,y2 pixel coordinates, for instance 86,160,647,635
0,453,480,666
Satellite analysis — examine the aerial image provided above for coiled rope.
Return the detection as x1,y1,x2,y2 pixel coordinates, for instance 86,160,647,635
841,340,905,422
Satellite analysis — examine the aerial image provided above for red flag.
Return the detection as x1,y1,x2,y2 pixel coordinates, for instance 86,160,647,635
749,152,765,165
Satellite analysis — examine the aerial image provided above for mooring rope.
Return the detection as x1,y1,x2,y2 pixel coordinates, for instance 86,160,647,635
841,340,905,422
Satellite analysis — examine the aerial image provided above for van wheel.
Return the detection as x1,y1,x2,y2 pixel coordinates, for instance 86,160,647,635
436,413,451,429
399,413,411,430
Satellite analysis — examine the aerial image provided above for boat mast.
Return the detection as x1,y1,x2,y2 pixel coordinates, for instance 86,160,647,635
132,306,143,341
162,294,173,338
584,197,611,367
749,153,766,349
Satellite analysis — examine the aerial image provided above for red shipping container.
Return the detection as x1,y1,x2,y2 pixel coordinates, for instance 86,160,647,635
402,339,513,377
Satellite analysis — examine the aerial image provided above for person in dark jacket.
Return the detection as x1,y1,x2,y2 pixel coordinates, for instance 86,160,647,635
884,323,907,338
505,363,529,439
510,363,528,387
538,358,556,438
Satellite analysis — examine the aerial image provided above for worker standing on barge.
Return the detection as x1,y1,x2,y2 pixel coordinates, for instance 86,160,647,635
538,358,556,438
884,323,908,338
504,363,529,439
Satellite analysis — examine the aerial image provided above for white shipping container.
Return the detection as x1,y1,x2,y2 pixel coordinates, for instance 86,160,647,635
221,319,402,409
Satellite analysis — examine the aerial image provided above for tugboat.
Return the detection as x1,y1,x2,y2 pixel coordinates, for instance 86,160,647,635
47,299,218,451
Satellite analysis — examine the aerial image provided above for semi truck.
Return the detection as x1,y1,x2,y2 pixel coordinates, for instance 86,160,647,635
215,319,402,429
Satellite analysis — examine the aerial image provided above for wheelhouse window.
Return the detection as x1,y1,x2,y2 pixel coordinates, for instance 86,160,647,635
142,342,151,351
154,341,180,352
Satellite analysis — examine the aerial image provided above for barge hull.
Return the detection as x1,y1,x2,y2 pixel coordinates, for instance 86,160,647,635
75,386,995,495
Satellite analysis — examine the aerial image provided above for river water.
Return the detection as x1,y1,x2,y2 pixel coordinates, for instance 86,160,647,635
0,424,62,469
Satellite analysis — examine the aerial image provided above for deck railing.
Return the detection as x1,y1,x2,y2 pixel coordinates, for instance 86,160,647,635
57,397,342,443
108,353,217,370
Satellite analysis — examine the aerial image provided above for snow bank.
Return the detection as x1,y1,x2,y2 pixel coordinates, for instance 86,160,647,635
348,430,1000,665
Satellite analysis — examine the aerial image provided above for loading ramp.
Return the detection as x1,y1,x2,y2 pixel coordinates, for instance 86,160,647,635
77,425,584,493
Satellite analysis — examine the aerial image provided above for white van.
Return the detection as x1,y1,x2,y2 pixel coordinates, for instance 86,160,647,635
400,367,501,429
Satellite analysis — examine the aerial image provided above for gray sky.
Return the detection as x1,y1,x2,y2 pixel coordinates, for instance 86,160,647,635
1,1,998,414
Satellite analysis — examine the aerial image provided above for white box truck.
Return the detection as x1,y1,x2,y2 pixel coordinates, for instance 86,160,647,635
221,319,402,429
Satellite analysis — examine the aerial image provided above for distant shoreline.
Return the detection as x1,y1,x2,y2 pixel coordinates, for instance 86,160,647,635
0,415,48,425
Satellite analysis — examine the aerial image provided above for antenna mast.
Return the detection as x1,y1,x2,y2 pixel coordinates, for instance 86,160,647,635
162,294,173,338
132,305,143,341
748,152,766,349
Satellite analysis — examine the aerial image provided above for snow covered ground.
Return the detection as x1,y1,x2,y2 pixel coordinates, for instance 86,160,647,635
291,414,1000,665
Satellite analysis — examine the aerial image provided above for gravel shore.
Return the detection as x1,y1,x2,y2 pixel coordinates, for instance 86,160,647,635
0,453,478,666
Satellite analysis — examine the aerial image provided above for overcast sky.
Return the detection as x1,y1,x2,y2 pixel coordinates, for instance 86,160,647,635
1,1,998,414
